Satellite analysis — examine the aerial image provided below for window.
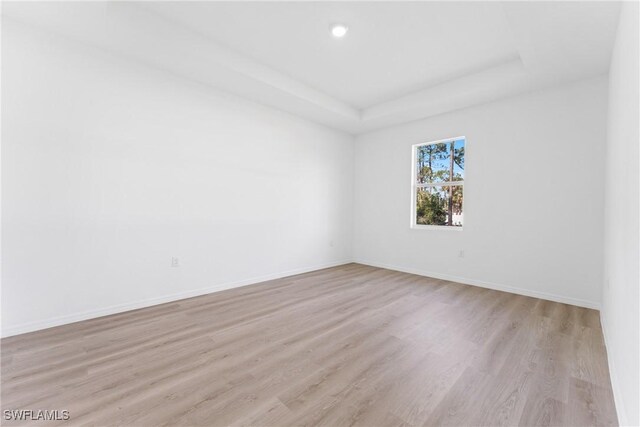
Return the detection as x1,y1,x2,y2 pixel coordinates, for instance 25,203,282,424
411,137,465,228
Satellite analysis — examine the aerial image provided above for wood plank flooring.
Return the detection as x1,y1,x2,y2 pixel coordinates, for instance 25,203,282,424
1,264,618,426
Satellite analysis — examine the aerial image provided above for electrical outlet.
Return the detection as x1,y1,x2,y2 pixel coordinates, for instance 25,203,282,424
458,250,465,258
330,240,335,247
171,257,180,267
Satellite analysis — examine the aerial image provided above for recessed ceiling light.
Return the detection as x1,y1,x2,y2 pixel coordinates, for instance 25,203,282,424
330,24,348,38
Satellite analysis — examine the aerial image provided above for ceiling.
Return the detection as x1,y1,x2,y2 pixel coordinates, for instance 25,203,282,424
143,2,520,109
2,1,622,134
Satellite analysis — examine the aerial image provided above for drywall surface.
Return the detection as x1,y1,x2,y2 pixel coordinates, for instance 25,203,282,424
354,76,608,308
602,2,640,425
1,21,354,336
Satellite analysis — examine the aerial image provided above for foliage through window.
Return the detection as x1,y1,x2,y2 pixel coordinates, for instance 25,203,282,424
412,137,465,227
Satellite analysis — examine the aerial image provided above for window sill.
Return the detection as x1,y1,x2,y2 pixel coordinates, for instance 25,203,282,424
410,225,463,231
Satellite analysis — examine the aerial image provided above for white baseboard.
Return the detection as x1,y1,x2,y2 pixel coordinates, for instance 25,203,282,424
353,259,601,310
2,259,601,338
600,311,628,426
1,260,353,338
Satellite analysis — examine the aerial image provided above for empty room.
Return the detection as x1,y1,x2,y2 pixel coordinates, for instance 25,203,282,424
1,1,638,426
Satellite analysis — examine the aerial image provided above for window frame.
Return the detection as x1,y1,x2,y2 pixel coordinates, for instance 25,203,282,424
410,136,466,231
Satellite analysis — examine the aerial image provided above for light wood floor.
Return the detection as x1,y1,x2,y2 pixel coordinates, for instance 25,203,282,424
1,264,617,426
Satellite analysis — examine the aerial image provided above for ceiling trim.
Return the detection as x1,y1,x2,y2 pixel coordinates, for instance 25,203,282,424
2,1,620,135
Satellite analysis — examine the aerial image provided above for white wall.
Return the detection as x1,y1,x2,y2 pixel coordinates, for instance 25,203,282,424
354,76,608,308
1,20,354,337
602,2,640,426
